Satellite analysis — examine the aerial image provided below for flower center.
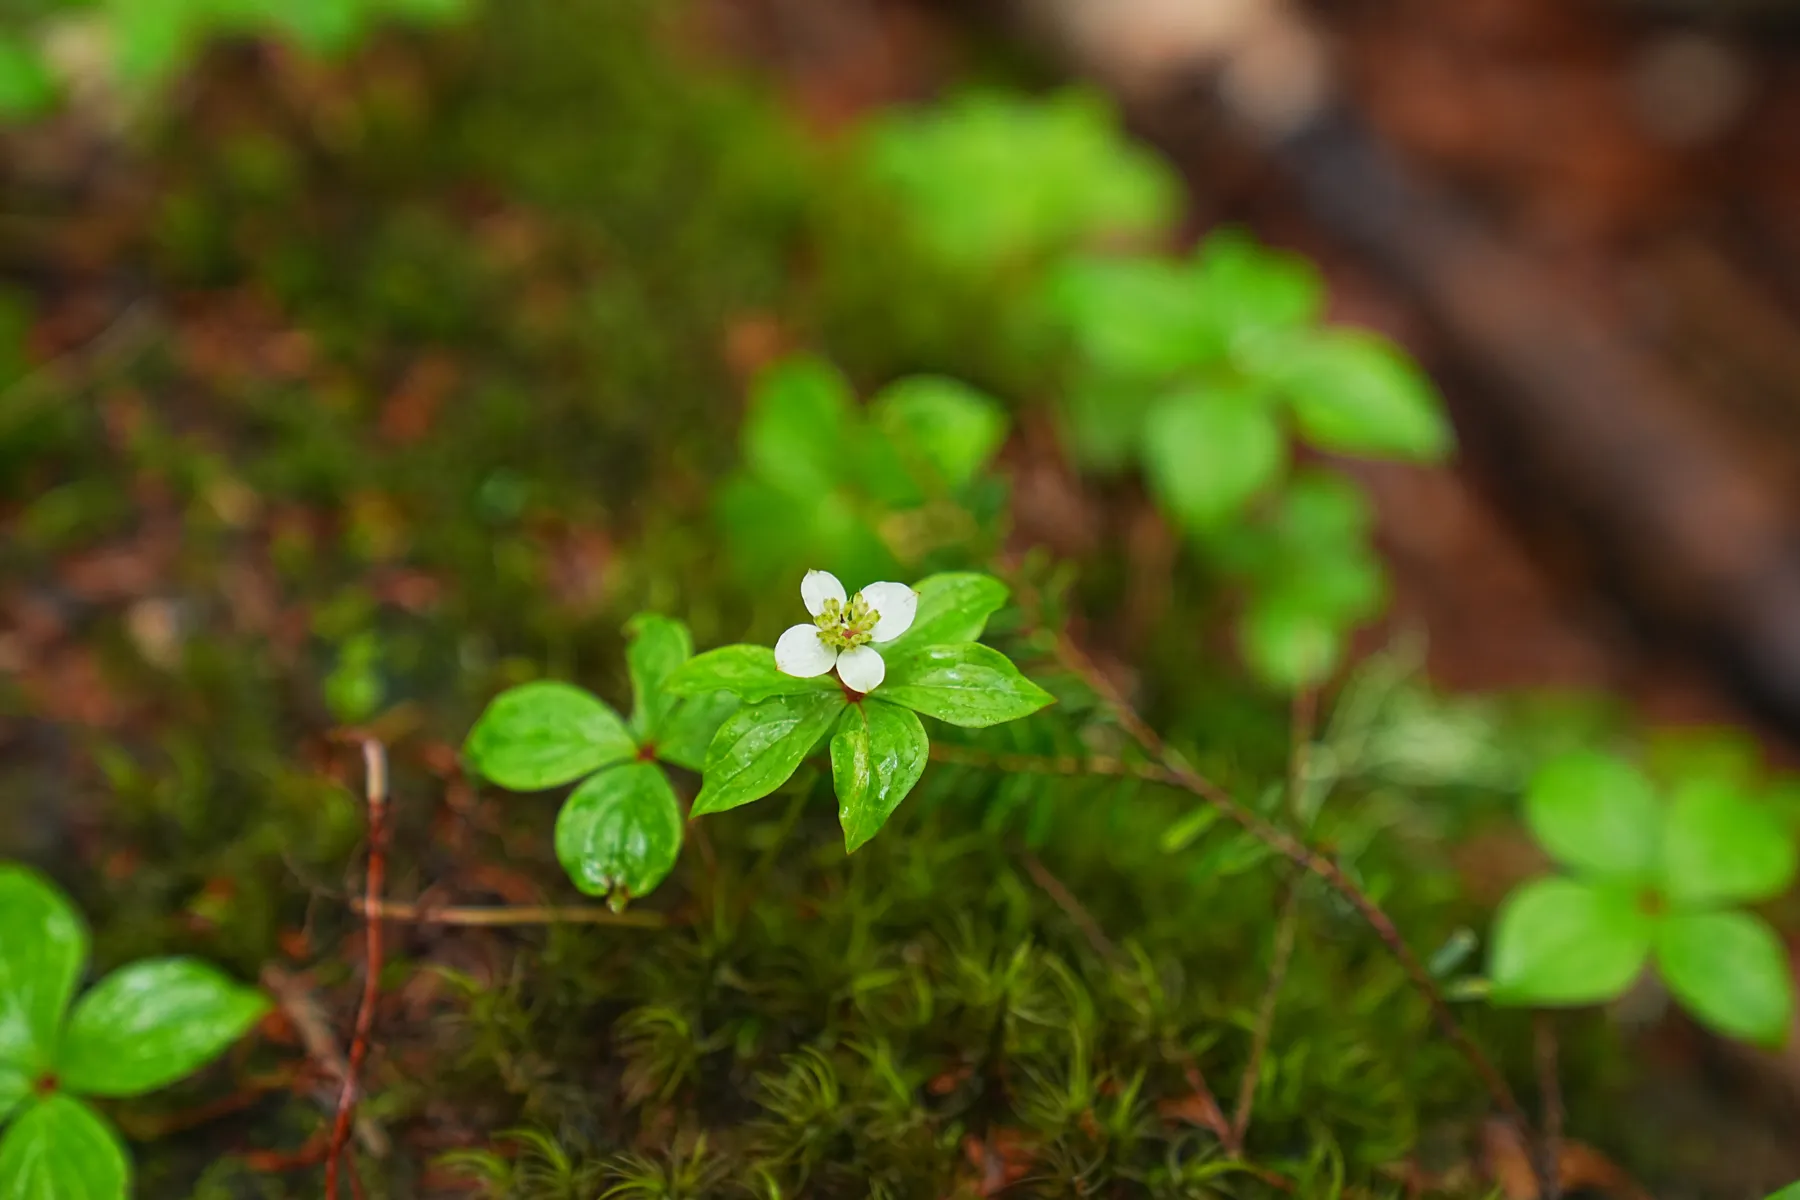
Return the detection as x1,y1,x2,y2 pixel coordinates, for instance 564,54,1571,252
815,592,877,652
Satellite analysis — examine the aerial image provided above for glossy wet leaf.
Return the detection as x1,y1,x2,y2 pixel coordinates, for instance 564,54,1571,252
832,700,929,853
0,867,88,1073
655,691,741,772
1659,779,1797,907
665,645,841,705
1656,910,1795,1048
879,573,1009,655
0,1067,28,1126
464,681,635,790
1488,877,1652,1006
0,1095,129,1200
1525,751,1662,880
1142,388,1284,531
692,690,847,816
57,959,269,1098
625,613,693,740
880,643,1053,729
555,763,683,901
1282,330,1452,462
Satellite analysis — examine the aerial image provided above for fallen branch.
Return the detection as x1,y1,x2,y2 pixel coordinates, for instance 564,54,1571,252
349,898,666,928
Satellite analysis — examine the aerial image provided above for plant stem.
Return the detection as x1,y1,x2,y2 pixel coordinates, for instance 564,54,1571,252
326,739,389,1200
350,898,666,928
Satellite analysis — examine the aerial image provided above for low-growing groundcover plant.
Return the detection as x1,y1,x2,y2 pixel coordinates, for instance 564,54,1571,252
464,571,1051,893
1489,750,1799,1044
0,866,269,1198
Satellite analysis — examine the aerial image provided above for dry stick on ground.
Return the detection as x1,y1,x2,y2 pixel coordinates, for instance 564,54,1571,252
1534,1014,1564,1200
350,898,666,928
326,739,390,1200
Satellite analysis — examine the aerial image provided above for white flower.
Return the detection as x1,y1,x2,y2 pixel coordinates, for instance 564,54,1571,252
773,570,918,694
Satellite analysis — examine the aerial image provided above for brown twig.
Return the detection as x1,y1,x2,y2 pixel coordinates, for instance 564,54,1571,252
326,739,389,1199
1019,849,1120,964
1534,1014,1564,1200
349,898,666,928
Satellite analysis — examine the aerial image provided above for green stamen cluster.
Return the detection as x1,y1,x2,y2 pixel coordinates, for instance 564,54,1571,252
815,592,877,651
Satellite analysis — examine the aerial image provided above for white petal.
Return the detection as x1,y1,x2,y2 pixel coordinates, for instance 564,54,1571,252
801,570,846,617
862,581,918,643
835,645,886,693
774,624,837,677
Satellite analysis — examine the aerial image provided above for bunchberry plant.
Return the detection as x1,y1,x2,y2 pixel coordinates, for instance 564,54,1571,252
667,571,1052,850
718,356,1009,587
0,865,269,1199
464,615,738,910
1047,229,1454,689
1488,750,1799,1045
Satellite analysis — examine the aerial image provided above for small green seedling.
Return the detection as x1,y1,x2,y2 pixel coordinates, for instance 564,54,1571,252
0,865,270,1200
666,570,1053,851
464,615,739,909
1488,750,1799,1046
718,355,1009,587
1047,229,1454,690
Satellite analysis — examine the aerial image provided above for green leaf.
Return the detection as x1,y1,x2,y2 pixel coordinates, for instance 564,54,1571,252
655,692,741,772
1524,751,1662,880
0,1096,129,1200
0,867,88,1074
57,959,268,1098
1281,330,1453,462
880,643,1053,729
464,682,635,791
692,691,847,816
831,701,929,853
1051,257,1216,378
665,645,840,705
1656,910,1795,1048
1194,230,1324,355
879,573,1009,655
1142,388,1284,530
0,1067,28,1126
0,34,55,120
870,376,1008,492
555,763,683,901
743,355,856,497
1765,1183,1800,1200
625,614,693,740
1488,877,1653,1006
1659,779,1797,907
112,0,202,85
1239,594,1345,692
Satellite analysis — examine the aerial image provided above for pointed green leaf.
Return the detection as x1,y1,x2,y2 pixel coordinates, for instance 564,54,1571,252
0,867,88,1074
1524,752,1662,880
464,682,635,791
555,763,683,901
743,355,856,496
879,573,1009,656
1660,779,1797,907
0,1096,128,1200
1142,388,1285,530
1656,910,1795,1048
625,614,693,740
871,376,1008,492
880,643,1053,729
692,691,847,816
665,645,840,705
655,692,741,772
1281,330,1453,462
1488,877,1653,1006
1765,1183,1800,1200
832,701,929,853
57,959,268,1098
0,1067,28,1126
